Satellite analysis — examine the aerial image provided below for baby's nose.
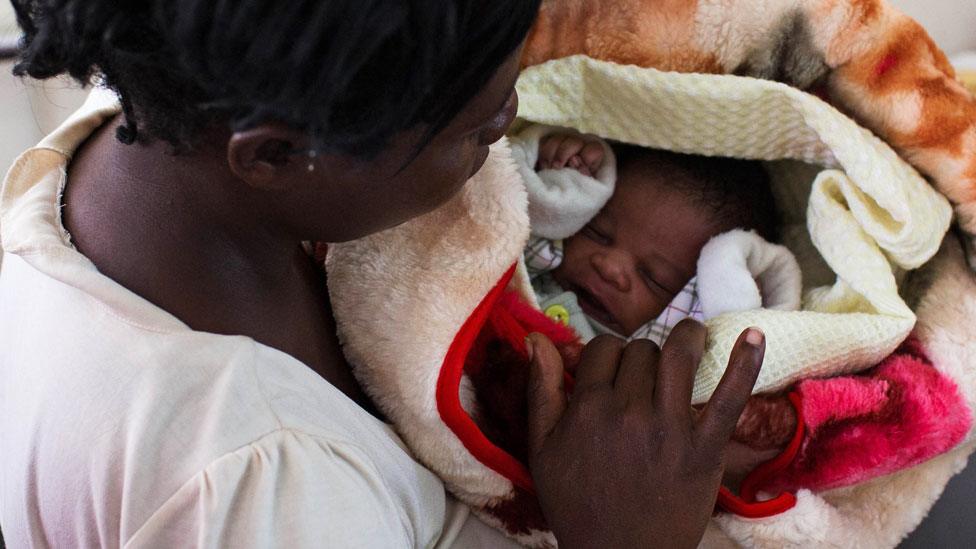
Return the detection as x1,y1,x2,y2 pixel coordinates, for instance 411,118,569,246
592,251,632,293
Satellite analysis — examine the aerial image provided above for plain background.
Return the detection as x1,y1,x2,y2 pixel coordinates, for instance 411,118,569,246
1,2,974,547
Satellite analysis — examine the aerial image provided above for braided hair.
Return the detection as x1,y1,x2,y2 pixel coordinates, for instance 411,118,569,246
11,0,540,156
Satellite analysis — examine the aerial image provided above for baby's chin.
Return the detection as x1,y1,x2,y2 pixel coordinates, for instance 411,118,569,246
620,307,672,339
609,314,656,339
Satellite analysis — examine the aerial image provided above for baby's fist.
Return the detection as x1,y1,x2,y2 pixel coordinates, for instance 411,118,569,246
537,133,606,177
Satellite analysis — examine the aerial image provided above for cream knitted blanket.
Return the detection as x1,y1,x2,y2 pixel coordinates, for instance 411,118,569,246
514,55,953,403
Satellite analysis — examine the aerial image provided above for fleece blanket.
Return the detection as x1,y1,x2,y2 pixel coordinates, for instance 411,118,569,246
327,1,976,547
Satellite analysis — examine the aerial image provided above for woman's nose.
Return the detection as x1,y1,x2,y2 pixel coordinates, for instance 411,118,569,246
591,251,632,292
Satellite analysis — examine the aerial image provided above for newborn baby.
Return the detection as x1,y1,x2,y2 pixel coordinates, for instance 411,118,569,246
510,125,802,344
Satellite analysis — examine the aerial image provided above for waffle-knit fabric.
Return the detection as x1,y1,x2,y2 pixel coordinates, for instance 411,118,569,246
515,56,953,403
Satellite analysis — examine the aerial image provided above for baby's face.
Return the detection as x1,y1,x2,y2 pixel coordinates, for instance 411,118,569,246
551,170,723,337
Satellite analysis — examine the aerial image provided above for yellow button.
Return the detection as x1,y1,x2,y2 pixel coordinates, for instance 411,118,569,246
544,304,571,326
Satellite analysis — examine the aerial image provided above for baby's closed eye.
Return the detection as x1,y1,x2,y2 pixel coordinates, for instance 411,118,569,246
638,267,677,296
581,223,611,245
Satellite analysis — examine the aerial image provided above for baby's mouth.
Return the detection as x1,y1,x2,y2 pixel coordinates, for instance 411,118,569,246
573,284,621,331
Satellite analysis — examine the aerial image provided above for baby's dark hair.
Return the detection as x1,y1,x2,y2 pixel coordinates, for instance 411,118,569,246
10,0,540,156
613,144,780,241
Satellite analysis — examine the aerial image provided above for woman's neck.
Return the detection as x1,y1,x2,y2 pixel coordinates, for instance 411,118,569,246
63,116,373,410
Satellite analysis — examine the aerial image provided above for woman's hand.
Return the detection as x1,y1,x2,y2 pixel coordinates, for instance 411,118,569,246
526,320,765,548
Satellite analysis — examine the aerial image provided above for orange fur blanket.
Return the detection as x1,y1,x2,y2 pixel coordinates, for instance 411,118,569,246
523,0,976,237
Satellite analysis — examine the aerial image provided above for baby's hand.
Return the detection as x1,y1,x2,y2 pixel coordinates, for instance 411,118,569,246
537,133,606,178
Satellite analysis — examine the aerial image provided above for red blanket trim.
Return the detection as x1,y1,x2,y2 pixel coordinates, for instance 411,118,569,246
716,391,805,518
435,264,537,493
437,267,809,514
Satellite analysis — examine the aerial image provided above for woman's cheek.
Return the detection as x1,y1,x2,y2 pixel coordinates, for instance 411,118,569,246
469,144,491,178
415,146,478,210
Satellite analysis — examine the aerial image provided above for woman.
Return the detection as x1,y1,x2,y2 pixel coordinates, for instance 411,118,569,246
0,1,764,546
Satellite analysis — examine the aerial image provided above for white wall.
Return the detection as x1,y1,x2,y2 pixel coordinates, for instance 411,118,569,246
1,3,87,176
891,0,976,55
0,62,86,175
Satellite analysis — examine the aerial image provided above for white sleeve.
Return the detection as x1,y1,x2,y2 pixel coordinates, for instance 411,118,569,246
124,429,427,548
509,123,617,239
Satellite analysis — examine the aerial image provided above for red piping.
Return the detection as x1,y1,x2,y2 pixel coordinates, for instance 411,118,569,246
435,264,536,493
716,391,805,518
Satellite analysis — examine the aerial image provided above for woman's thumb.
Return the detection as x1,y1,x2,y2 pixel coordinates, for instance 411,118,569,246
526,332,567,456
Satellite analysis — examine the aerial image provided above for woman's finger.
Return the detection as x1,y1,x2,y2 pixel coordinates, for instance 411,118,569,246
655,319,707,425
526,333,568,456
695,328,765,455
613,339,660,406
574,334,626,394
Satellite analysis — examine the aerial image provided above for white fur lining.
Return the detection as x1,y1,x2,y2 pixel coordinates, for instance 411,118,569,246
327,139,533,510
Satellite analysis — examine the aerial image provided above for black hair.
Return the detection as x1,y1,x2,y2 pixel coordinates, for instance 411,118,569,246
613,144,780,242
10,0,540,156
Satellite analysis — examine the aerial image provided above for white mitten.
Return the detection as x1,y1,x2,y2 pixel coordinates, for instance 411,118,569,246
509,123,616,240
697,229,802,319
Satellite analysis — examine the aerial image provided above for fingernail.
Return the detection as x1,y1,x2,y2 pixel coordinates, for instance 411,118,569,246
524,336,536,362
745,327,764,347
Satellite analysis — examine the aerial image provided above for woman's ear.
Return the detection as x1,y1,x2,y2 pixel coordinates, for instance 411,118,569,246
227,124,310,191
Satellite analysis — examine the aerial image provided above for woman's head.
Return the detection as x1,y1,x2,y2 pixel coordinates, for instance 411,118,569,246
12,0,540,240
